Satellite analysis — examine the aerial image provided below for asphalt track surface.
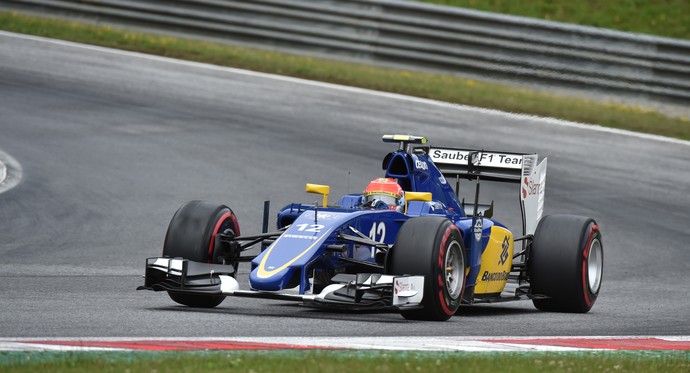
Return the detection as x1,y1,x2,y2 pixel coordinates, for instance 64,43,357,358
1,31,689,338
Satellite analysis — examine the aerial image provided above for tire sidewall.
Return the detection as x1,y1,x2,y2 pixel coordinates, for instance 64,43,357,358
387,216,465,321
580,222,603,310
161,201,239,308
530,214,603,313
431,222,464,318
163,201,239,263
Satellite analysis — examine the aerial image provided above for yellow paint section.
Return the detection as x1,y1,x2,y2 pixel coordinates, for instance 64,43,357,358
404,191,432,213
306,183,330,207
382,135,427,144
256,227,333,279
474,226,513,295
405,192,432,202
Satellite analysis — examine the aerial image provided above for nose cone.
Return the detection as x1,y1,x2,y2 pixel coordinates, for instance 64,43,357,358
249,229,329,291
250,210,340,291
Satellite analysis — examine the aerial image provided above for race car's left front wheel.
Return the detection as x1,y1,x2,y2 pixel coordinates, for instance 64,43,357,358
163,200,240,308
387,216,465,321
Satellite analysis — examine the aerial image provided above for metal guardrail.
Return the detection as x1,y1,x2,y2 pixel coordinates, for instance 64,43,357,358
3,0,690,103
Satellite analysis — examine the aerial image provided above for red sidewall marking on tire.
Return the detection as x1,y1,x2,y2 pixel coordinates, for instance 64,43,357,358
438,225,460,316
229,213,240,236
207,212,233,261
581,225,599,308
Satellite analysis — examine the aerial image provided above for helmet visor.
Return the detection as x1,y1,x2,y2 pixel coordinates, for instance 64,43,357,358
366,193,399,206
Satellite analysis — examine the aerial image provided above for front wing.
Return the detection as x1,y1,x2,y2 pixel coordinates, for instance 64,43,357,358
137,258,425,311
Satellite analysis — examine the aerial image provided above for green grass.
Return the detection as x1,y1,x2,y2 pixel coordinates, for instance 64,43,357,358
1,350,689,373
1,11,690,140
417,0,690,40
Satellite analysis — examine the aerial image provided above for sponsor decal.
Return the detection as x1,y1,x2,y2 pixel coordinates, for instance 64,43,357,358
521,176,544,199
431,149,470,162
473,219,482,241
315,212,334,220
498,236,510,265
415,159,428,171
283,234,319,240
481,271,509,282
394,279,411,295
431,149,523,169
438,175,447,185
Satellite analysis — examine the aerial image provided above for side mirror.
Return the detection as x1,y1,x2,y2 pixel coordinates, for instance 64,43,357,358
306,183,330,207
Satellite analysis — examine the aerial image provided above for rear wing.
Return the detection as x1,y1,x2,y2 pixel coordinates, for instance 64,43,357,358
428,147,526,183
427,147,547,235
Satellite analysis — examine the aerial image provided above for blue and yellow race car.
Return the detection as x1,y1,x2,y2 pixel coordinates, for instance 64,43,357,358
139,135,603,321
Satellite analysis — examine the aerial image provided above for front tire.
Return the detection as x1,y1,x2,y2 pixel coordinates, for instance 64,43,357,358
163,200,240,308
529,214,603,313
386,216,466,321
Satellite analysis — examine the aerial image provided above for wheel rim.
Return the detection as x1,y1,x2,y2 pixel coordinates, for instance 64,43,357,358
444,240,464,299
207,211,237,262
587,238,603,294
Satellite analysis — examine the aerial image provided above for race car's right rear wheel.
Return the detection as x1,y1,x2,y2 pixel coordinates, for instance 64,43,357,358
387,216,465,321
162,200,240,308
529,214,603,313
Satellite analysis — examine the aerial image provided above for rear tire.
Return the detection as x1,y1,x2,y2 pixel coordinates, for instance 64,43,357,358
163,200,240,308
386,216,466,321
529,214,603,313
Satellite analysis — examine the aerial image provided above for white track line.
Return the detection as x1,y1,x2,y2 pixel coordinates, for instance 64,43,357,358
0,160,5,185
1,336,689,352
2,30,688,148
0,149,22,193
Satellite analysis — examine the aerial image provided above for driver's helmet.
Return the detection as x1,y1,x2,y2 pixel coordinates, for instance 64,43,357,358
363,178,404,210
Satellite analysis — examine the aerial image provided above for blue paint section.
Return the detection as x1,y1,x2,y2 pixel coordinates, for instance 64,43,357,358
384,151,464,215
250,209,407,293
337,194,363,209
250,211,344,291
456,218,495,286
406,201,446,216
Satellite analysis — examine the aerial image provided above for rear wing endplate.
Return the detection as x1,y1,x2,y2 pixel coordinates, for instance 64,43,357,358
427,147,547,235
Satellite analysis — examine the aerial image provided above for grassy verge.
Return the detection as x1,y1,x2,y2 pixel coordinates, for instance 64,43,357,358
417,0,690,40
1,11,689,140
1,350,689,373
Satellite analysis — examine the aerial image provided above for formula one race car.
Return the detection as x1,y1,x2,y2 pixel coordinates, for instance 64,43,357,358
138,135,603,321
